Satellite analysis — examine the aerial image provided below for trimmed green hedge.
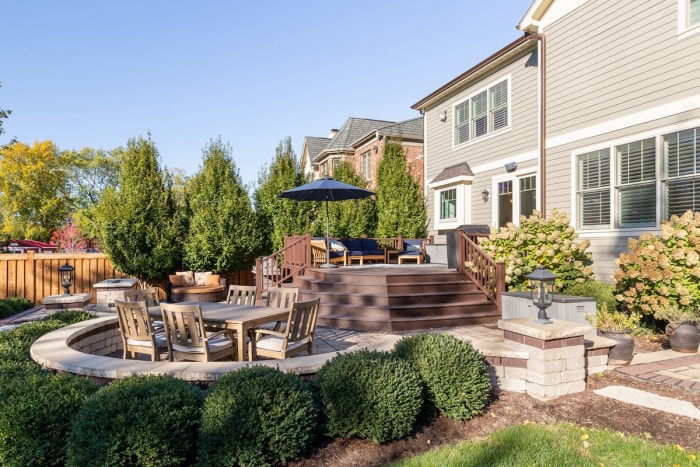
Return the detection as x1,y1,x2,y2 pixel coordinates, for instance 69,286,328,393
198,365,317,467
66,375,204,467
393,333,492,420
313,349,423,444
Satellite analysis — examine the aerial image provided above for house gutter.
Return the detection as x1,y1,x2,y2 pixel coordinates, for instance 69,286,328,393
527,32,547,217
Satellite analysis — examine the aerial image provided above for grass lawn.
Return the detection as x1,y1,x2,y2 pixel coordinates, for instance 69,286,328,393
391,422,699,466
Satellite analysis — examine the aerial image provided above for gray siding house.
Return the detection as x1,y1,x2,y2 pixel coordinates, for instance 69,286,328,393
412,0,700,281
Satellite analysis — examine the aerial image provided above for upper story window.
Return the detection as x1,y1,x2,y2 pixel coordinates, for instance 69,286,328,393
454,78,509,146
361,151,371,180
440,188,457,220
663,127,700,216
690,0,700,27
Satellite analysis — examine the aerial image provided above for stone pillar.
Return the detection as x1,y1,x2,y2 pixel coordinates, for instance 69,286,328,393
498,318,590,401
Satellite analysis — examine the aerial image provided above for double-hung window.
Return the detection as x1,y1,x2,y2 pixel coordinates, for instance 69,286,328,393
663,127,700,216
577,149,611,228
690,0,700,27
616,138,656,227
440,188,457,220
453,78,509,145
361,151,371,181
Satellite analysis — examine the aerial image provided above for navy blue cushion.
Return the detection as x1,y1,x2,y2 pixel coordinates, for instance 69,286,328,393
344,239,363,252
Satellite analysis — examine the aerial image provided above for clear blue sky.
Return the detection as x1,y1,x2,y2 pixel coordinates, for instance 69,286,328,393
1,1,526,187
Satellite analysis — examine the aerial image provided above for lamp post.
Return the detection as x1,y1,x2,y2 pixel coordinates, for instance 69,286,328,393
526,266,557,324
58,262,75,295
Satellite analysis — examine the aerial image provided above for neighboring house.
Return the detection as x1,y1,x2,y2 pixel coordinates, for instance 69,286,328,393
3,239,59,253
301,116,424,189
412,0,700,281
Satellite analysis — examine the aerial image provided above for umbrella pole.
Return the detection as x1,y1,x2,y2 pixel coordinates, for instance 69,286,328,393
324,199,332,267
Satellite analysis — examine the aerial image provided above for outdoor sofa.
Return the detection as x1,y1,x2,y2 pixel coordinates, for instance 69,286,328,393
168,271,225,302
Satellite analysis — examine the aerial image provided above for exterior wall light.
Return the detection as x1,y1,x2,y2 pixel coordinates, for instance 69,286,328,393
481,189,490,202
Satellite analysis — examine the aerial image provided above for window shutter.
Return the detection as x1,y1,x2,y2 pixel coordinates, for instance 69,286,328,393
454,101,469,145
664,127,700,216
616,138,656,226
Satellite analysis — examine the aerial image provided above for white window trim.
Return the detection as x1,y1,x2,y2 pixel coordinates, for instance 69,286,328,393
677,0,700,39
430,179,473,231
489,169,538,227
451,75,512,149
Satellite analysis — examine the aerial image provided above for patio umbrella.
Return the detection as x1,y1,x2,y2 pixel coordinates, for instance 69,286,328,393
279,177,375,267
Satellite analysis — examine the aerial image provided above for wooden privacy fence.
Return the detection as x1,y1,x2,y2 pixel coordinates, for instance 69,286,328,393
0,252,254,305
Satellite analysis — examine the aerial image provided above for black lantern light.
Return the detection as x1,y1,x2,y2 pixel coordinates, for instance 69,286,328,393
58,262,75,295
526,266,558,324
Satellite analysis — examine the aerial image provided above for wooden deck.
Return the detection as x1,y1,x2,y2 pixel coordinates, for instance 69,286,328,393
293,264,499,332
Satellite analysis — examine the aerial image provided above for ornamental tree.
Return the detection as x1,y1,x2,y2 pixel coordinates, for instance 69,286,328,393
375,138,427,239
183,138,262,272
94,135,181,283
50,222,87,252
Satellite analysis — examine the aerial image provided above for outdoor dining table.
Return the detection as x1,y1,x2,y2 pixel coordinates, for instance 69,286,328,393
149,301,289,362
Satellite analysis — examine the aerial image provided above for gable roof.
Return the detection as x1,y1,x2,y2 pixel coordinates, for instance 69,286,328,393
304,136,331,161
314,117,396,162
352,116,424,148
429,162,474,186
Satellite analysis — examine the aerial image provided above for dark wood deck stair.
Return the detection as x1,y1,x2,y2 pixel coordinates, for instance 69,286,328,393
292,266,499,332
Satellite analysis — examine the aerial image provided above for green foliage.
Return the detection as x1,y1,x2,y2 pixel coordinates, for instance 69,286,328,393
0,296,33,319
562,281,618,312
0,320,67,356
0,140,72,241
95,134,181,282
477,209,595,291
183,138,263,272
44,309,97,326
613,210,700,318
198,366,317,466
313,349,423,444
375,138,427,238
255,137,313,252
67,375,204,467
317,161,377,238
0,372,99,466
585,303,641,333
654,303,700,327
393,333,491,420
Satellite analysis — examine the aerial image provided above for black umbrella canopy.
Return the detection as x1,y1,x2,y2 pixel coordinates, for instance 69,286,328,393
279,177,375,267
278,177,375,202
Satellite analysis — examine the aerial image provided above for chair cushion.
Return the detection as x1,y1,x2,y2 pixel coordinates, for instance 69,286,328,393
127,333,167,347
256,336,309,352
329,240,346,251
194,272,212,286
172,335,231,354
170,285,225,294
361,238,383,256
403,239,422,253
176,271,195,286
205,274,220,286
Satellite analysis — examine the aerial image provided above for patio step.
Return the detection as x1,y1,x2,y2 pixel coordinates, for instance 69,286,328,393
293,266,499,332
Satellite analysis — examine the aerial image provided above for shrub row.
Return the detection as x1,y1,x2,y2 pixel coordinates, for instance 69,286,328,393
0,318,493,465
0,296,34,320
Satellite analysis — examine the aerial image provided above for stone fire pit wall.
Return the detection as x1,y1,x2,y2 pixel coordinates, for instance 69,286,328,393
93,279,138,312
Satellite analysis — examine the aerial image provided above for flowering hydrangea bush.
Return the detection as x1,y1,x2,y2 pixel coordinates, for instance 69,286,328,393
613,210,700,317
476,209,594,291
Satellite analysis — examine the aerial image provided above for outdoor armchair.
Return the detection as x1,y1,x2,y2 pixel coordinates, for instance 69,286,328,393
397,239,426,264
226,285,257,305
160,303,236,362
114,299,167,361
251,297,321,360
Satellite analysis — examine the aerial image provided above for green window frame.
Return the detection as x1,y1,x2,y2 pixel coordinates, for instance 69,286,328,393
439,188,457,220
690,0,700,27
453,79,509,145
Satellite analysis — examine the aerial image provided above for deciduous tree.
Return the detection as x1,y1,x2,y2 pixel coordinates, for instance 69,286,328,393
94,135,180,283
183,138,262,272
375,138,427,239
0,140,71,241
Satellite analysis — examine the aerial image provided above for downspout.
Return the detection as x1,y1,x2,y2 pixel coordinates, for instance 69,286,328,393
527,32,547,216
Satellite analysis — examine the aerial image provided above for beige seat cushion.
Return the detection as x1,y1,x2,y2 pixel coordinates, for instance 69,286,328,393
175,271,195,286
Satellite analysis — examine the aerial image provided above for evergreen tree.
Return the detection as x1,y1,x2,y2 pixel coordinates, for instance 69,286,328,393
254,137,312,252
94,135,181,283
183,138,262,272
318,161,376,238
375,138,427,238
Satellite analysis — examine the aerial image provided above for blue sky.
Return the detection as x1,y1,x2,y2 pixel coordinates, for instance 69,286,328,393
1,1,526,187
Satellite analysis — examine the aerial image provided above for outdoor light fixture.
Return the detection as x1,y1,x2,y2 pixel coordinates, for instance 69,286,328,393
481,188,490,202
439,110,447,122
373,145,378,153
58,262,75,295
526,266,558,324
504,161,518,172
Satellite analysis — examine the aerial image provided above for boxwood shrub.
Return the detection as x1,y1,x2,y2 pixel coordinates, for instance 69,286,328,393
198,365,317,467
393,333,491,420
0,372,99,466
313,349,423,444
66,375,204,467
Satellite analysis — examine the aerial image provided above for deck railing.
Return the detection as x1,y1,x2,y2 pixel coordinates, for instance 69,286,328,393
455,230,505,315
254,232,312,301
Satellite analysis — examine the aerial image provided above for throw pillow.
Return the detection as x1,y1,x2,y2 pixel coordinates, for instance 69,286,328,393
169,274,185,286
194,271,212,286
176,271,195,286
205,274,220,286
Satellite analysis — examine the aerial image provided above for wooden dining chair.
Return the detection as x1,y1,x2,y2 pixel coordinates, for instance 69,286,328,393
160,303,237,362
251,297,321,360
124,287,160,307
261,286,300,332
226,285,258,305
114,299,167,361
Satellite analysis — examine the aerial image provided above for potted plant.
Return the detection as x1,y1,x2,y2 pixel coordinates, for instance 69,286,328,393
586,304,640,365
655,305,700,353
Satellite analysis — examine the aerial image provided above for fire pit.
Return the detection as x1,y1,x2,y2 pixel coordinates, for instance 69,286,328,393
93,279,138,312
